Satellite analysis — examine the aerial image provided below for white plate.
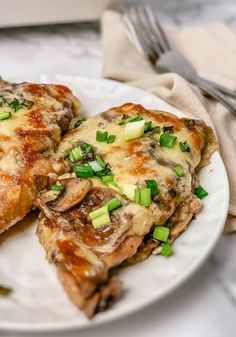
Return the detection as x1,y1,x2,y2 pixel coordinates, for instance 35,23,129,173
0,75,229,332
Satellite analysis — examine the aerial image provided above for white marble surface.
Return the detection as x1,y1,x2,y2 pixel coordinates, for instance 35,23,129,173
1,1,236,336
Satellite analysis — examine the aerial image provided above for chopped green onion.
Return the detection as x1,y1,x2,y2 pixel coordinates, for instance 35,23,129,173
96,130,108,142
0,285,12,296
69,151,75,162
74,116,86,128
194,186,208,199
135,188,152,206
106,198,122,212
107,134,116,144
123,183,137,201
88,160,103,172
179,141,191,152
81,143,92,153
163,126,174,134
0,96,6,107
160,134,177,148
9,98,22,111
172,164,186,177
151,126,161,134
124,120,145,141
22,99,34,109
102,175,114,183
153,226,170,242
92,212,111,228
96,155,106,168
144,121,153,133
71,146,83,161
161,243,172,257
107,181,118,187
0,111,11,120
50,184,64,191
145,180,159,196
74,165,93,178
185,119,195,129
128,116,144,123
108,183,122,194
42,150,50,157
89,205,108,220
118,114,130,125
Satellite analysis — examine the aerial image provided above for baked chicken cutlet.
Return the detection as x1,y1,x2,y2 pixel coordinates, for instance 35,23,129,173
0,78,81,233
36,103,217,317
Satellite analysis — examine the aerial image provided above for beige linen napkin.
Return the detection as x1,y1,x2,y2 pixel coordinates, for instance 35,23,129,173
101,10,236,232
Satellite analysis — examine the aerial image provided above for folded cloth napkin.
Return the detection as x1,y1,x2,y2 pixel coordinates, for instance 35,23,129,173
101,10,236,232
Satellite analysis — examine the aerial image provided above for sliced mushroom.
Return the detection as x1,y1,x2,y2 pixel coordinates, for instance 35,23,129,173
47,178,92,213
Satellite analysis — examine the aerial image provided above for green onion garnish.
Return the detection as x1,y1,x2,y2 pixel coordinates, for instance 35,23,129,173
71,146,83,161
102,175,114,183
163,126,174,134
124,120,145,141
69,151,75,162
160,134,177,148
135,188,152,206
118,114,130,125
0,96,6,107
106,198,122,212
161,243,172,257
172,164,186,177
107,134,116,144
179,141,191,152
89,205,108,220
88,160,103,172
0,111,11,120
144,121,153,133
23,99,34,109
74,165,93,178
123,184,137,201
74,116,86,128
92,212,111,228
128,116,144,123
81,143,92,153
151,126,161,134
96,130,108,142
9,98,22,111
50,184,64,191
185,119,195,129
194,186,208,199
153,226,170,242
42,150,50,157
0,285,12,296
145,180,159,196
96,155,106,168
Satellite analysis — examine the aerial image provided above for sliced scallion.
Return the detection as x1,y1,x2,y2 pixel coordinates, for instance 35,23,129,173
89,205,108,220
69,151,75,163
135,188,152,206
161,243,172,257
160,134,177,148
96,130,108,142
92,212,111,228
74,165,93,178
108,183,122,194
153,226,170,242
144,121,153,133
96,155,106,168
0,111,11,120
123,183,137,201
107,134,116,144
194,186,208,199
102,175,114,183
9,98,22,111
145,180,159,196
88,160,103,172
179,141,191,152
81,143,92,153
106,198,122,212
124,120,145,141
128,116,144,123
50,184,64,191
172,164,186,177
71,146,83,161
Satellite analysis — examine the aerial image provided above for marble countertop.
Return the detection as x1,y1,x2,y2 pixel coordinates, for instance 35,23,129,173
1,1,236,336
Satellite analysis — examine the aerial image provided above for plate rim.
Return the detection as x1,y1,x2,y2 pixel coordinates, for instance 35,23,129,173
0,75,229,332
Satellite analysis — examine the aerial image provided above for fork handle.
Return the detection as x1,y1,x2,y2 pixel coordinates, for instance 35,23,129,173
197,76,236,99
193,77,236,117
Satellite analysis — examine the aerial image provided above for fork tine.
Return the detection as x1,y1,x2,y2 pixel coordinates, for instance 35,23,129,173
144,6,171,52
124,8,158,64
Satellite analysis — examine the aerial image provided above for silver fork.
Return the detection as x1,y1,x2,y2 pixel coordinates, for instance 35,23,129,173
123,6,236,117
